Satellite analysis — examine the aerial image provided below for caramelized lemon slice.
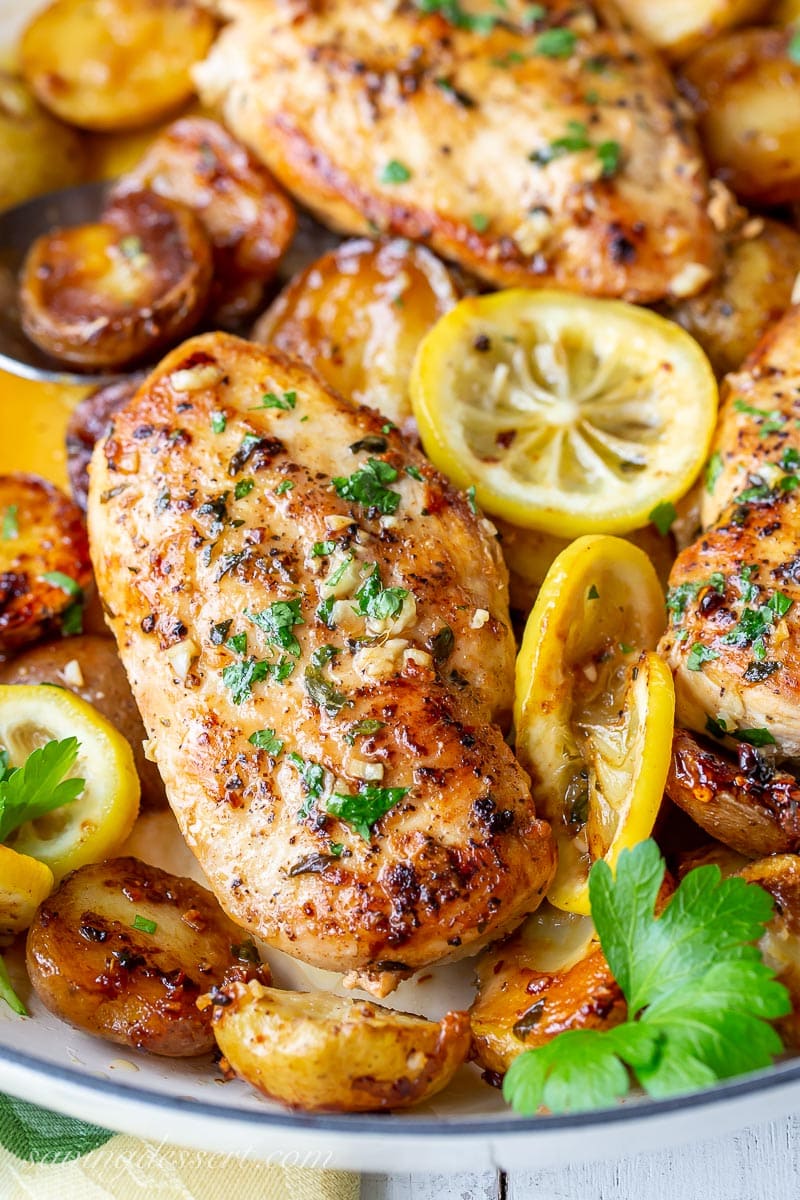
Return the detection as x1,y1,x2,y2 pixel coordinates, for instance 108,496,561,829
0,844,53,943
410,289,717,537
0,685,140,881
514,535,674,914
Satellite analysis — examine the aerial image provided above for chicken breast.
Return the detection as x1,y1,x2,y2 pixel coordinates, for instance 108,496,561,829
660,307,800,761
195,0,717,303
87,332,555,994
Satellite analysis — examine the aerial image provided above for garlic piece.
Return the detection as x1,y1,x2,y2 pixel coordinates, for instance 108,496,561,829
164,638,200,680
61,658,85,688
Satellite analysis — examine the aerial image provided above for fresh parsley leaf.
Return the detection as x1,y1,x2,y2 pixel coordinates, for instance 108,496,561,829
687,642,719,672
226,632,248,655
326,785,410,841
344,719,386,745
0,738,84,843
275,480,294,496
649,501,676,537
415,0,496,33
666,574,725,624
705,451,724,494
235,478,255,500
596,139,621,178
2,505,18,541
311,644,339,668
587,584,599,600
379,159,412,184
531,119,590,165
789,29,800,64
466,484,478,513
304,665,351,716
133,914,157,935
249,728,284,756
0,954,26,1015
332,458,402,515
221,657,271,704
503,840,789,1116
735,727,776,748
534,28,577,57
312,540,336,558
41,571,85,635
470,213,490,233
353,564,409,622
288,753,327,817
247,599,305,657
252,390,297,411
210,411,226,434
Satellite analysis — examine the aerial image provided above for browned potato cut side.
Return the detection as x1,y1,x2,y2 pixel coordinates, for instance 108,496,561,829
20,0,216,133
19,190,213,370
0,73,85,212
664,217,800,377
681,29,800,205
612,0,769,60
253,238,463,429
120,118,297,325
210,981,470,1111
0,473,91,654
66,376,147,511
26,857,266,1057
0,636,166,810
667,728,800,857
740,854,800,1049
470,905,624,1075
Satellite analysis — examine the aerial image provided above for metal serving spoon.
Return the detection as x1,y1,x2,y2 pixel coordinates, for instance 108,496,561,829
0,180,127,385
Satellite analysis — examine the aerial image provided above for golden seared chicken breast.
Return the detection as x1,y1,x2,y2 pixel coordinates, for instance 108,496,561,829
195,0,717,303
88,332,556,995
661,307,800,763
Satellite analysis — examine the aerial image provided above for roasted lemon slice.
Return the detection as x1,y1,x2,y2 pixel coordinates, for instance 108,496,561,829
0,844,53,943
514,535,674,914
0,685,139,881
410,289,717,537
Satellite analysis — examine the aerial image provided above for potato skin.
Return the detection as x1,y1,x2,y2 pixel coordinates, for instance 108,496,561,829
0,636,166,810
66,376,146,511
26,857,264,1057
664,217,800,378
120,118,297,325
20,190,213,370
0,473,91,654
21,0,216,132
253,238,462,430
740,854,800,1049
667,728,800,857
211,982,470,1112
681,29,800,205
0,73,85,212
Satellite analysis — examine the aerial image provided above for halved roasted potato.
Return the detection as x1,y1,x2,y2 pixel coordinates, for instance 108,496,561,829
20,190,213,370
740,855,800,1049
611,0,769,60
0,845,54,946
0,72,85,212
681,29,800,205
664,217,800,377
66,376,146,511
20,0,216,132
667,728,800,857
253,238,463,430
120,118,297,325
26,857,264,1056
0,473,91,654
0,636,166,810
210,981,470,1112
470,903,624,1075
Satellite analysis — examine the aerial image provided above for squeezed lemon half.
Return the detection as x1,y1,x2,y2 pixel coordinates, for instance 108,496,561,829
410,289,717,537
514,535,675,914
0,684,140,881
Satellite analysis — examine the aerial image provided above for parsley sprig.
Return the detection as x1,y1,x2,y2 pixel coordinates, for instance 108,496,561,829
332,458,402,516
326,785,410,841
0,738,84,844
503,840,789,1115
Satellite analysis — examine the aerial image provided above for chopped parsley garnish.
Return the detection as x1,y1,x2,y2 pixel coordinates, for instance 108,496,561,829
0,737,84,843
329,842,344,858
743,661,781,684
595,140,621,177
288,752,327,817
221,658,271,704
316,597,336,628
466,484,478,513
649,501,676,537
406,464,424,481
326,552,354,589
687,643,719,672
344,719,386,745
231,940,261,963
350,435,389,454
247,598,305,657
531,120,590,165
275,480,294,496
428,624,455,661
133,915,157,935
379,159,412,184
789,29,800,64
737,728,777,747
2,505,18,540
733,396,786,437
353,564,409,622
722,589,792,661
226,632,248,655
780,447,800,472
311,644,339,668
42,571,84,636
587,584,600,600
229,433,264,476
210,619,233,645
248,728,284,756
304,665,351,716
332,458,402,515
534,28,576,58
119,235,144,259
414,0,496,33
252,390,297,412
705,452,724,494
666,573,725,624
312,540,336,558
470,213,490,233
210,411,226,434
235,478,255,500
326,785,410,841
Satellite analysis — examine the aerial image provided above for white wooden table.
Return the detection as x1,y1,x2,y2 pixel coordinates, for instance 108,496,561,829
363,1114,800,1199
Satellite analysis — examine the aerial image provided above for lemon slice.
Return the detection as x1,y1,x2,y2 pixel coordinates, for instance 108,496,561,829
410,289,717,537
514,535,675,914
0,684,140,881
0,844,54,943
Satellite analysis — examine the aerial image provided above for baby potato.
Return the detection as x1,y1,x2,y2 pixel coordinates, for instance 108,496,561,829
20,190,213,370
211,982,471,1112
611,0,769,60
668,728,800,857
253,238,463,430
682,29,800,205
770,0,800,23
121,118,297,325
470,903,624,1075
0,473,91,654
0,636,166,810
26,857,264,1056
665,217,800,377
0,73,85,212
740,855,800,1049
66,375,146,511
20,0,216,133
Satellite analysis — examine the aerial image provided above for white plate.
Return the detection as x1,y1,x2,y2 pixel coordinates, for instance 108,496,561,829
3,0,800,1173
